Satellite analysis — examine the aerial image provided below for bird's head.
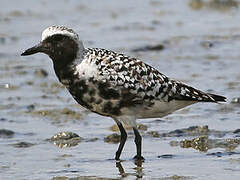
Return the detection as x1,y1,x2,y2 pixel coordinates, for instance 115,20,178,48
21,26,83,62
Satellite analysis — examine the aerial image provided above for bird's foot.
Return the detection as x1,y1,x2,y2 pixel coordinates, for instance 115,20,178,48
133,155,145,161
115,157,123,162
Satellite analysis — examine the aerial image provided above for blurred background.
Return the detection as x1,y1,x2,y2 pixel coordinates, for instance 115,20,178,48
0,0,240,179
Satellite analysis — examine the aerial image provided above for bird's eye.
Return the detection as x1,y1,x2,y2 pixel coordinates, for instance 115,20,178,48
52,35,64,42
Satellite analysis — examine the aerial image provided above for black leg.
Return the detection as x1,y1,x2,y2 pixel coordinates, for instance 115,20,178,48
133,127,144,160
115,122,127,160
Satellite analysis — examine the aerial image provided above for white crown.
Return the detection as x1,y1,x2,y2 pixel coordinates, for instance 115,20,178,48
41,26,79,41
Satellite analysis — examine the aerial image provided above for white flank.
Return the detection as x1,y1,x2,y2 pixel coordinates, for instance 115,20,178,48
75,59,99,79
135,100,196,119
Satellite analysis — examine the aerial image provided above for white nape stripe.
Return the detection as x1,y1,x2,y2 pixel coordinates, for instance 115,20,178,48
41,26,79,41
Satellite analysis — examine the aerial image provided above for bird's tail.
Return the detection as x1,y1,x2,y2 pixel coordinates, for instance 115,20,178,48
207,93,226,102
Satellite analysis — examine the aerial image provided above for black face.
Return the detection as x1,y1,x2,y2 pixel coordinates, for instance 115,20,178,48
21,34,79,64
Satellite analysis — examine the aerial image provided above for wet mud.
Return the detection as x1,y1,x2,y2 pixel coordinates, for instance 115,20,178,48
0,0,240,179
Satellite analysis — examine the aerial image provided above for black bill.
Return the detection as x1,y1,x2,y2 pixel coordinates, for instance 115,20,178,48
21,42,45,56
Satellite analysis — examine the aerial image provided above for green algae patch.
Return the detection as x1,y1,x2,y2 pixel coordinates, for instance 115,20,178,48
39,82,65,94
171,136,240,152
161,125,228,138
147,131,160,138
104,133,121,144
53,176,119,180
159,175,193,180
146,125,228,138
180,136,209,152
30,107,83,124
189,0,238,12
146,125,218,138
162,126,210,137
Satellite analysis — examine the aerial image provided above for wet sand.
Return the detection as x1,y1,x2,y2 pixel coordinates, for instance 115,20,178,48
1,0,240,179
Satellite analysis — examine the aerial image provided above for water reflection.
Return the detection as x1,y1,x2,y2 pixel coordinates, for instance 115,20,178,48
116,160,143,179
52,160,144,180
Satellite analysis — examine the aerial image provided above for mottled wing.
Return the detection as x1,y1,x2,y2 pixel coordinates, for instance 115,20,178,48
87,48,168,103
88,48,225,106
169,80,226,102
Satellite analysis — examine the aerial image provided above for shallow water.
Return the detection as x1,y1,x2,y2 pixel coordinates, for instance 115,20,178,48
1,0,240,179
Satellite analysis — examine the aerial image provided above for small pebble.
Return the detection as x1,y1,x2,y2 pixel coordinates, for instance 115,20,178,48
132,44,164,52
147,131,160,138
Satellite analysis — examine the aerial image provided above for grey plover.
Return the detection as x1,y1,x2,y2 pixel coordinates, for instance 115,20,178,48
21,26,226,160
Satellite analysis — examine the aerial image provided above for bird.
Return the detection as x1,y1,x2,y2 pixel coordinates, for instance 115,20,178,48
21,26,226,161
